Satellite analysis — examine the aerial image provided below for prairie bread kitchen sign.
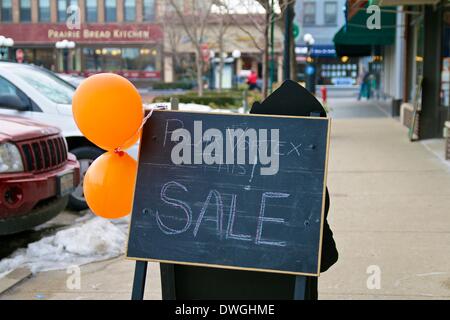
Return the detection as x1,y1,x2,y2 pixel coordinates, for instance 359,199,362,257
127,110,330,276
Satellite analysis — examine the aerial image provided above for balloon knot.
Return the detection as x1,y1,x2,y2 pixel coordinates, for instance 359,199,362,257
114,148,124,157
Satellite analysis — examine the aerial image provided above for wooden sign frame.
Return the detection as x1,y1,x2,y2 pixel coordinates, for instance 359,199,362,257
126,110,331,300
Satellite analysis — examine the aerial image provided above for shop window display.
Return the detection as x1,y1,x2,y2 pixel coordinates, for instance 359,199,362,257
82,47,158,73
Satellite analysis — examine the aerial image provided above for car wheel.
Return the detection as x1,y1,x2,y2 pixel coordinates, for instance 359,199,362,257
68,146,104,211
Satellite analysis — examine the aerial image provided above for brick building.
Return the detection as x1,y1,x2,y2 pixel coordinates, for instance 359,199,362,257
0,0,163,80
0,1,283,85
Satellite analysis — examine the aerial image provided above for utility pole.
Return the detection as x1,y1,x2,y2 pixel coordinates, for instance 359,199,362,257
269,0,275,92
283,2,293,81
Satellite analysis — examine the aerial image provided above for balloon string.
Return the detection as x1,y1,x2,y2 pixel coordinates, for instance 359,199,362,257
114,105,167,154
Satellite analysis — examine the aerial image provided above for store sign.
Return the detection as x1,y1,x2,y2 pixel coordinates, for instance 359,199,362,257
295,45,336,57
0,23,163,44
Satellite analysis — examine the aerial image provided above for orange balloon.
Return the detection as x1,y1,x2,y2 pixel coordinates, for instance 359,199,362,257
72,73,143,151
84,151,138,219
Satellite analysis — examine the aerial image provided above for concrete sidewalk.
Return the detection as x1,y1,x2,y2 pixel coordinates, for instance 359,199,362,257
1,116,450,300
321,117,450,299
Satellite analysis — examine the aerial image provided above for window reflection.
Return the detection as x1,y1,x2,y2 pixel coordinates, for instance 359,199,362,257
105,0,117,22
143,0,155,22
82,47,158,72
124,0,136,22
20,0,31,22
39,0,51,22
86,0,98,22
1,0,13,22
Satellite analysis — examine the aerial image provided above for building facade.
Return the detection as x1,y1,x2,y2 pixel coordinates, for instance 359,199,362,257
332,0,449,143
0,0,283,86
0,0,163,80
295,0,360,86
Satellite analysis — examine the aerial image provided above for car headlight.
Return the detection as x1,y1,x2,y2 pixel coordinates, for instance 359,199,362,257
0,143,24,173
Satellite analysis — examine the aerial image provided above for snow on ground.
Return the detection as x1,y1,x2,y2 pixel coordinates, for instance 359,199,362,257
145,102,244,114
0,214,129,279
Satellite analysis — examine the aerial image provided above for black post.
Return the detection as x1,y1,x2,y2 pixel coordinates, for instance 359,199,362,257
160,264,177,300
283,3,293,81
0,47,6,61
420,3,444,139
293,276,306,300
131,261,148,300
63,48,69,73
306,45,316,95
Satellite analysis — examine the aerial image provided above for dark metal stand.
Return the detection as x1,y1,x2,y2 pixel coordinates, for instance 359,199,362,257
293,276,307,300
160,263,177,300
131,261,148,300
131,261,313,300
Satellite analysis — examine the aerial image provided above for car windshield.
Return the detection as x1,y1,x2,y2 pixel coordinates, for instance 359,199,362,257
13,67,75,105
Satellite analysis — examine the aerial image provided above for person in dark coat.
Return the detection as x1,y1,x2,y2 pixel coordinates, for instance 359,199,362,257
250,80,339,299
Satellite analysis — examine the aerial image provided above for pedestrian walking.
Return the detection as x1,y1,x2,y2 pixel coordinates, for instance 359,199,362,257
247,70,259,91
357,68,370,100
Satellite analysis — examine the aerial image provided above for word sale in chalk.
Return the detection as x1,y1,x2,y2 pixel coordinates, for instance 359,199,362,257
145,181,291,247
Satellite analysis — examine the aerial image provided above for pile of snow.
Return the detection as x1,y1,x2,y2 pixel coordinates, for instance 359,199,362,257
0,215,129,279
145,102,240,113
146,102,212,112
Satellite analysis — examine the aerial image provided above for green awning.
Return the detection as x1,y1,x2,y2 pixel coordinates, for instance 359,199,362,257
333,5,397,56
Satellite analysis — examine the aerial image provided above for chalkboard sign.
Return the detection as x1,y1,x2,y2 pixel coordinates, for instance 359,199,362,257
127,110,330,276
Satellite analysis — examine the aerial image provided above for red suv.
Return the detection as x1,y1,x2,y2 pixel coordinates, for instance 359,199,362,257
0,115,80,235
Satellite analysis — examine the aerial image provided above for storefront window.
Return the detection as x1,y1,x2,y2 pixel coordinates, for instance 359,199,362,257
82,47,158,72
122,48,140,69
20,0,31,22
85,0,97,22
441,8,450,108
124,0,136,22
1,0,13,22
105,0,117,22
174,53,196,81
318,59,358,85
18,48,55,70
39,0,51,22
143,0,155,21
410,16,424,102
405,6,425,104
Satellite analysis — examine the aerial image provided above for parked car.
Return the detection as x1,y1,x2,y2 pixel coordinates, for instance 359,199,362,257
0,61,139,210
56,73,85,87
0,114,80,235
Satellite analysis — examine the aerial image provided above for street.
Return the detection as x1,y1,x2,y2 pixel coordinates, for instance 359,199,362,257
1,97,449,299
